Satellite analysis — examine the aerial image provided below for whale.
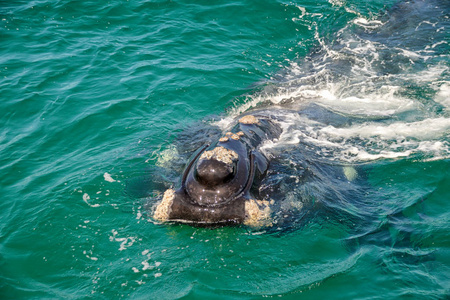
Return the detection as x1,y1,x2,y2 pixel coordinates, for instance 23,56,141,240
147,104,365,230
152,113,282,227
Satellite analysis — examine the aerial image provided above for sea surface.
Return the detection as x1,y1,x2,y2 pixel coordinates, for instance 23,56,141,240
1,0,449,299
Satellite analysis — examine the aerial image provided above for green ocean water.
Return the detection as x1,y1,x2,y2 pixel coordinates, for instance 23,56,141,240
1,0,449,299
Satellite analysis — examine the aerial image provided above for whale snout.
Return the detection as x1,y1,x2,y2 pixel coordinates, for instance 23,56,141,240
195,158,235,187
152,114,281,226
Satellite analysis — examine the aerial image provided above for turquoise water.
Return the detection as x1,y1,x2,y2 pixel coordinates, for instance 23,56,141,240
1,0,449,299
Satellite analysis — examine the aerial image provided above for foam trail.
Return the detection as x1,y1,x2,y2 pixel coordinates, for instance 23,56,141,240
217,0,450,163
320,118,450,141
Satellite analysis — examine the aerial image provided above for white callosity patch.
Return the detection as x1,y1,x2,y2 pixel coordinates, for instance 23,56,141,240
153,189,175,221
225,131,241,140
230,134,240,140
199,146,239,165
239,115,260,125
219,132,242,142
244,199,273,227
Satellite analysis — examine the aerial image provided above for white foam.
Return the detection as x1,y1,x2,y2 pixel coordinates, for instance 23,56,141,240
353,17,384,29
103,172,116,182
404,64,448,83
349,149,413,161
435,83,450,109
321,118,450,140
215,6,449,164
142,261,152,271
343,166,357,181
317,118,450,161
396,48,426,60
110,229,136,251
83,250,99,261
297,6,306,18
316,92,417,117
259,109,450,162
428,40,448,49
83,193,100,208
155,145,179,168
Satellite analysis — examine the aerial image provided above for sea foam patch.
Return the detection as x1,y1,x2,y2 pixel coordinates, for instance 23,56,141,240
320,118,450,141
435,83,450,109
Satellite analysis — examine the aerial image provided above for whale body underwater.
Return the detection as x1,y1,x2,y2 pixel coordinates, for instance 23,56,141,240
150,105,362,228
